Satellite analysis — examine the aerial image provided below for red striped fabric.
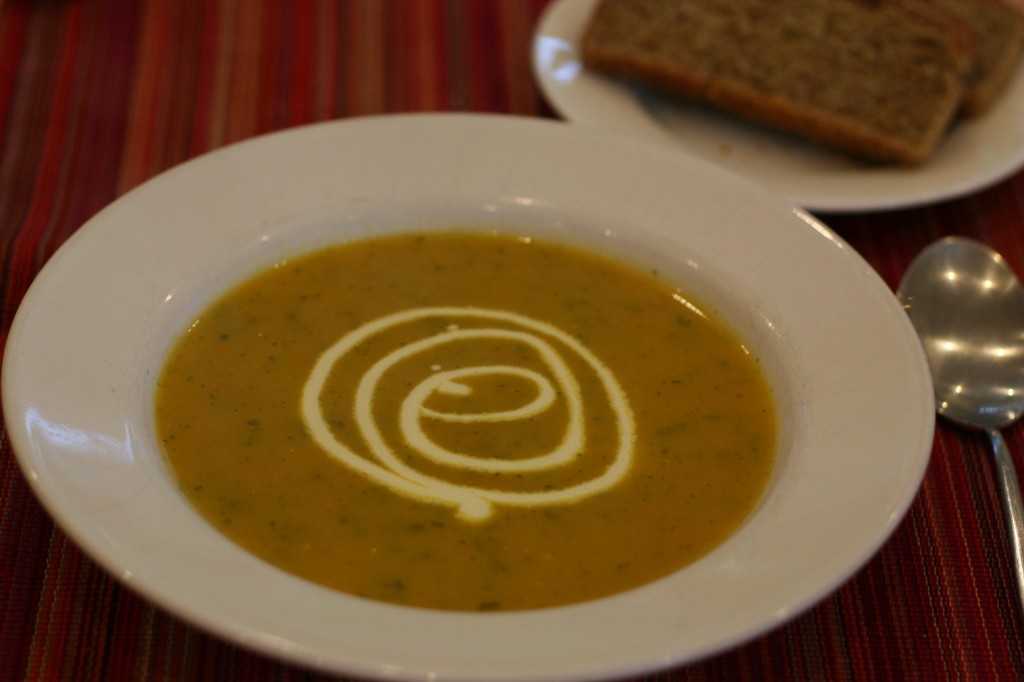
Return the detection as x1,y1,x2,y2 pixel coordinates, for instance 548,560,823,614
2,1,1024,680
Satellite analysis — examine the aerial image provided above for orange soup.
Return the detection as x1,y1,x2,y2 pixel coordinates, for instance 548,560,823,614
155,231,776,611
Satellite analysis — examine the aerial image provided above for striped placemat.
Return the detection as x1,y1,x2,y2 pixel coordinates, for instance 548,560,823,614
2,1,1024,679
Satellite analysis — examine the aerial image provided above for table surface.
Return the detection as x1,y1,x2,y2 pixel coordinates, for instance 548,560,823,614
2,1,1024,680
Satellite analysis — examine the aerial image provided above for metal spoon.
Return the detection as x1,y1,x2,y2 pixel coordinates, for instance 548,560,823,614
897,236,1024,610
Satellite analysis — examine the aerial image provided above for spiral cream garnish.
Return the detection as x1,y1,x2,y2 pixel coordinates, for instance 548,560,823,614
301,306,635,522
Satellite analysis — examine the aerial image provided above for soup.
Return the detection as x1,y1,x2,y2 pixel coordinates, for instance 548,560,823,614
154,230,776,611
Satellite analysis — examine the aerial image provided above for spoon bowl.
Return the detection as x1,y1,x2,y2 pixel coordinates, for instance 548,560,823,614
898,236,1024,610
899,237,1024,430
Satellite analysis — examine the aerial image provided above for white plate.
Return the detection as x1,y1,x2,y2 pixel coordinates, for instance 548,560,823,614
532,0,1024,213
2,113,934,681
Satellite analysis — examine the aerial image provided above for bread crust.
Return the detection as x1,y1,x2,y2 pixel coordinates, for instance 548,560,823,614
939,0,1024,116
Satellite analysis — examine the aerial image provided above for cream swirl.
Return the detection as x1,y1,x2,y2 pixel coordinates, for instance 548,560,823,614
301,306,635,522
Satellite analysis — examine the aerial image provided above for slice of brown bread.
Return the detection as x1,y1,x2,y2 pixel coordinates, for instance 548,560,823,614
930,0,1024,116
581,0,977,164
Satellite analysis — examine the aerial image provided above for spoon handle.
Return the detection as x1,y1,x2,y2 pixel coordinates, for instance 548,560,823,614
988,429,1024,610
